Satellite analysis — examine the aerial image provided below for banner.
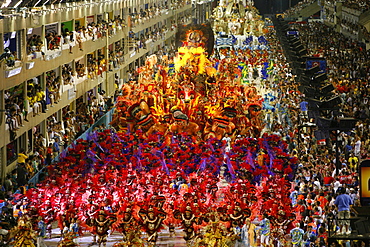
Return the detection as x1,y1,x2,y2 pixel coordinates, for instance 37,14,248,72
360,160,370,206
287,30,299,37
306,57,327,73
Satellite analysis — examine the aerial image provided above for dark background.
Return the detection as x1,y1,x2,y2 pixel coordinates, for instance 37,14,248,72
254,0,302,15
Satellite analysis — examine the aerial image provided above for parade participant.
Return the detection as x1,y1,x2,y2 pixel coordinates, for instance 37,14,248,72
168,110,200,137
259,213,271,247
204,107,236,140
138,207,166,246
290,223,304,247
127,101,155,135
115,207,143,246
87,210,116,247
10,215,36,247
175,205,198,242
229,204,245,227
241,218,257,247
57,232,79,247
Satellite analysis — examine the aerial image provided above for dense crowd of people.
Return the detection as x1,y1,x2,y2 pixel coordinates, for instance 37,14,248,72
129,0,190,27
341,0,370,12
283,0,318,17
2,1,370,247
297,22,370,122
26,34,43,55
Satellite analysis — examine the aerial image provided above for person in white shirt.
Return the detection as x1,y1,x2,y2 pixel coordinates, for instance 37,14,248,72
222,133,231,152
333,178,342,193
354,138,361,156
313,177,321,190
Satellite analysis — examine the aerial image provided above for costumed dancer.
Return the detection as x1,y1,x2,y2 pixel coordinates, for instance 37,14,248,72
115,206,144,246
88,210,116,247
240,218,256,247
138,207,166,247
259,213,271,247
270,210,291,246
86,204,99,245
175,205,199,244
10,215,36,247
57,232,79,247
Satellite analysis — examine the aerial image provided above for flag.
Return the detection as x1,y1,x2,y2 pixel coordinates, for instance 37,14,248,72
306,57,327,73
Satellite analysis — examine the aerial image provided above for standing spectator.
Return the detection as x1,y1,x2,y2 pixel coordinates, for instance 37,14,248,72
349,188,359,205
348,153,358,171
333,178,342,193
354,137,361,157
45,143,53,166
17,149,28,164
36,88,47,113
334,187,353,235
290,223,304,247
16,163,28,187
4,175,13,194
260,213,271,246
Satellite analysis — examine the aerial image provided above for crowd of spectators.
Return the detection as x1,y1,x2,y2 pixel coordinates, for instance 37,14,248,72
265,18,369,243
342,0,370,12
128,14,191,54
284,0,318,17
26,35,43,55
129,0,190,27
86,53,107,79
73,16,125,52
46,31,62,51
340,18,359,37
296,22,370,121
45,70,61,108
62,64,75,85
75,60,86,78
4,86,27,134
26,78,47,117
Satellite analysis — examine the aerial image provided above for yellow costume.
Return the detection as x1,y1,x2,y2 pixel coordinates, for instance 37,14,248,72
11,217,36,247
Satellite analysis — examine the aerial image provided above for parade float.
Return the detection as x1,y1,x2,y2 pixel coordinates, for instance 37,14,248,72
19,1,299,247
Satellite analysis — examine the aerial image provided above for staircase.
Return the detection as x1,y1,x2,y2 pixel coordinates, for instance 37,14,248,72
290,0,321,19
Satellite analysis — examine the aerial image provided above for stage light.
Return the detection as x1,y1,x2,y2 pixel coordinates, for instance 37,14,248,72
338,118,357,130
311,73,327,83
320,84,335,95
304,65,321,75
306,98,322,109
317,117,332,129
322,95,342,109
